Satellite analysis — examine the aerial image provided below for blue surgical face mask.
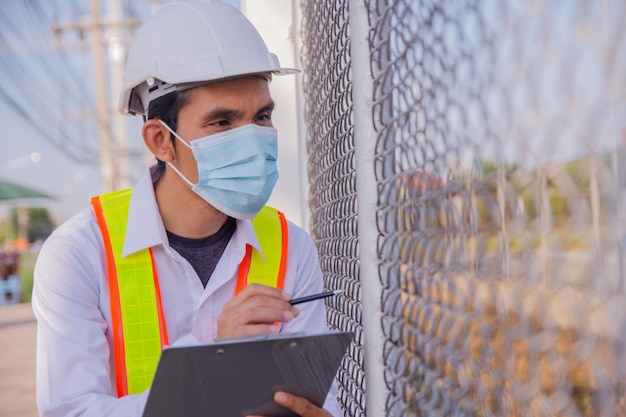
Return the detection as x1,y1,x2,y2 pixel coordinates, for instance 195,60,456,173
160,121,279,219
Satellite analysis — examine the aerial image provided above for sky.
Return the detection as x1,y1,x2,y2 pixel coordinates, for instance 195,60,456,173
0,0,238,225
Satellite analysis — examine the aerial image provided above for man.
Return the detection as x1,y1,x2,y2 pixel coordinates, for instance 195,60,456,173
32,1,340,416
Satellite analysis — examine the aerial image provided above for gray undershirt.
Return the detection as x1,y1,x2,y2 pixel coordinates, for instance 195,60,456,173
166,217,237,287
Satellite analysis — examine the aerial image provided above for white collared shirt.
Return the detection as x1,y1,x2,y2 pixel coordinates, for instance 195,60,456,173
32,166,340,417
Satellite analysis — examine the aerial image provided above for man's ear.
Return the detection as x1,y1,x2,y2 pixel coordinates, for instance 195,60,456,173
143,119,175,162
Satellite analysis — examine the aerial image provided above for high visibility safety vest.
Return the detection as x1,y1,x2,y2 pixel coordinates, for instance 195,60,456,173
91,189,288,397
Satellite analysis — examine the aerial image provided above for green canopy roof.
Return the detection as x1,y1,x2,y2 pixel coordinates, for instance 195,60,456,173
0,179,52,201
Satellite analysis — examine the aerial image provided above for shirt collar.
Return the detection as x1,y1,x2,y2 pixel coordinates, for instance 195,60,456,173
233,217,265,260
122,165,168,257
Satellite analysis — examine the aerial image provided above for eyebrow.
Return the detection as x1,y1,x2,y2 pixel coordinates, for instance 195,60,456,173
201,100,275,123
257,100,275,115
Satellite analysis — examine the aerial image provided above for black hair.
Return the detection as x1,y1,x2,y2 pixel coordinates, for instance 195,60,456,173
145,90,192,169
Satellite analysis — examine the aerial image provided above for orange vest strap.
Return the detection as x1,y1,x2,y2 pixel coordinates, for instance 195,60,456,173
91,194,128,397
91,189,168,397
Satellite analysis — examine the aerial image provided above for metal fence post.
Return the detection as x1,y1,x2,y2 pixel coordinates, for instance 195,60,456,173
349,0,388,414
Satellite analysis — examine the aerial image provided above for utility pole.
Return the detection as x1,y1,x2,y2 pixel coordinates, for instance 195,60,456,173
90,0,116,192
51,0,138,192
108,0,130,189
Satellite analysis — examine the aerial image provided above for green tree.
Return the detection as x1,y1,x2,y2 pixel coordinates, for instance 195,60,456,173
10,207,55,242
27,207,55,242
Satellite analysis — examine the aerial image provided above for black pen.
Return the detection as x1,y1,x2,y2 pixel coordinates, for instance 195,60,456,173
289,289,344,305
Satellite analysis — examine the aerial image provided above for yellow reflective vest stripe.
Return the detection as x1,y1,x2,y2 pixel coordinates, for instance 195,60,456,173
91,189,287,396
235,206,289,293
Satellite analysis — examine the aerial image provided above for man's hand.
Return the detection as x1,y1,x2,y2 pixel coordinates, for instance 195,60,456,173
217,283,300,339
247,392,333,417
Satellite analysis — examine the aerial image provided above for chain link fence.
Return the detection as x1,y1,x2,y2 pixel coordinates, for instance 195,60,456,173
300,0,626,415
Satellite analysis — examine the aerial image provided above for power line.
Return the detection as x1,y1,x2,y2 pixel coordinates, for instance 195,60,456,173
0,1,101,164
0,0,161,190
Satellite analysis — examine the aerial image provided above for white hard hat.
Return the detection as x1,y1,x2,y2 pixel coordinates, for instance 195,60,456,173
119,0,298,116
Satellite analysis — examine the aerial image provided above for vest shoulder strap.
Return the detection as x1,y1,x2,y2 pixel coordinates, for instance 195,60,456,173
236,206,289,293
91,189,168,397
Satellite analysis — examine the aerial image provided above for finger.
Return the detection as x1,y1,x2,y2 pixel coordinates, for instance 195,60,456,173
239,305,297,326
238,283,292,304
217,306,295,339
217,323,279,340
222,287,298,319
222,294,298,319
221,284,291,314
274,392,332,417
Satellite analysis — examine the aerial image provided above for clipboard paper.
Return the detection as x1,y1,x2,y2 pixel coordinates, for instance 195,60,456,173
142,331,353,417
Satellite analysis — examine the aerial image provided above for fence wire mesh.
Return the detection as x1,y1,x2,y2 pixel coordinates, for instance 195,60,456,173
300,1,365,415
301,0,626,416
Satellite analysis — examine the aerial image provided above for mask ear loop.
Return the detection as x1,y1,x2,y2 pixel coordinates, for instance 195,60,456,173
166,162,195,188
158,120,195,189
158,120,192,150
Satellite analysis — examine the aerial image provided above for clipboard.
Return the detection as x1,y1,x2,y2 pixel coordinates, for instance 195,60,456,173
142,331,353,417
